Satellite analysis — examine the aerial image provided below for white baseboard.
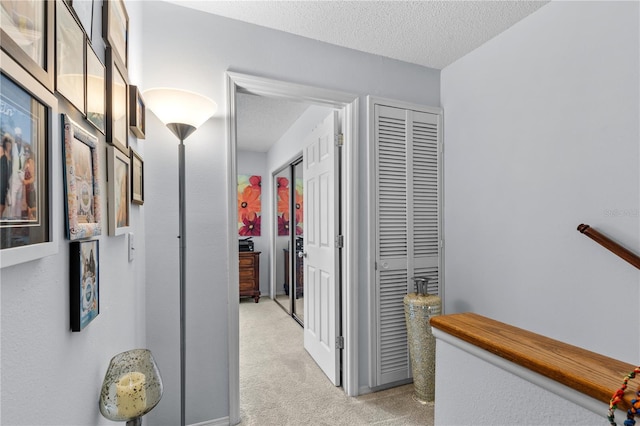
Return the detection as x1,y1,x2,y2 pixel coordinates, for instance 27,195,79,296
190,417,230,426
358,385,372,395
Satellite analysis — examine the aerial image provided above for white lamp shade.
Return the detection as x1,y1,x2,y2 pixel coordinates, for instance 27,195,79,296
143,88,217,130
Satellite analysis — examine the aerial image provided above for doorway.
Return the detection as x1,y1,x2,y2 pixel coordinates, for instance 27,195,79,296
274,158,305,325
226,72,360,424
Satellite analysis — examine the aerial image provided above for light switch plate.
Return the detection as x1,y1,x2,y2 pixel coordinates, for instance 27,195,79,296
128,232,134,262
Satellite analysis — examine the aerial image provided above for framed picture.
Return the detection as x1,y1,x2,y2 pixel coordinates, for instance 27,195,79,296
0,0,55,91
0,50,60,268
69,0,94,39
86,42,105,134
70,239,99,331
103,0,128,71
129,85,145,139
62,114,102,240
106,48,128,154
130,148,143,205
107,145,130,236
238,175,262,236
56,0,86,114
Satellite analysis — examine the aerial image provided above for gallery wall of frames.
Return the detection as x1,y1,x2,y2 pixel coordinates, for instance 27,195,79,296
1,0,145,331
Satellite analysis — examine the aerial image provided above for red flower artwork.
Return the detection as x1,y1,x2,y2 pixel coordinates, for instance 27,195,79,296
238,175,262,236
239,212,261,236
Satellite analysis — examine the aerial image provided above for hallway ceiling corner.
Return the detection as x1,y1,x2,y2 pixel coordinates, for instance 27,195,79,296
162,0,550,70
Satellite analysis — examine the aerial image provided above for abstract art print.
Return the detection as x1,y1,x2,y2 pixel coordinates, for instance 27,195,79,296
238,174,261,236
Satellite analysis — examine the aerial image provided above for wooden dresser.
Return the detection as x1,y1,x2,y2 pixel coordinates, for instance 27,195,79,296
239,251,261,303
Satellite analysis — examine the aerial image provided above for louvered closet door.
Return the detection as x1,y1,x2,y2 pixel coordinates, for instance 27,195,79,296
374,104,441,386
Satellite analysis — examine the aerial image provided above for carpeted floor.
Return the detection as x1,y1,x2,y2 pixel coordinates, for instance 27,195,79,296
239,299,434,425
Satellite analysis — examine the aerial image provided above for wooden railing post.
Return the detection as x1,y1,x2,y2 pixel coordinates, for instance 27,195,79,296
578,224,640,269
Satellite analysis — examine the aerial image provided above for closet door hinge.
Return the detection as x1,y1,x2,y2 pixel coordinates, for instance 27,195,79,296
336,235,344,248
336,336,344,349
335,133,344,147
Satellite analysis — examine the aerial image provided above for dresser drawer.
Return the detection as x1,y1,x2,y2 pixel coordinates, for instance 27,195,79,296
239,268,255,280
239,279,256,292
239,256,255,268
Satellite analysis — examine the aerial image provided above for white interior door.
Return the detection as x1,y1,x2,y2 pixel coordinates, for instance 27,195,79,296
303,111,340,386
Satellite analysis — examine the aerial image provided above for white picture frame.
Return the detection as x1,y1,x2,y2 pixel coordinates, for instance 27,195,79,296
106,145,130,236
0,50,60,268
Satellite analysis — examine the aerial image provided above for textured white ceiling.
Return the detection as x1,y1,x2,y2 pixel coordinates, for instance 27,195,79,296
166,0,550,152
164,0,549,69
236,93,310,151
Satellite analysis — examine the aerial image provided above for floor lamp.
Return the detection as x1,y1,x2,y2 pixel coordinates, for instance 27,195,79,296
144,88,217,426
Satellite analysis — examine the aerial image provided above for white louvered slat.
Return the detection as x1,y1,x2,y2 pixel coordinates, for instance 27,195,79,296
379,269,409,377
377,107,407,260
412,117,439,258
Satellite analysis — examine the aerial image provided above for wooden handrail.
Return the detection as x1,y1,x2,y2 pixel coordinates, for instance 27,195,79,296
431,312,638,410
578,224,640,270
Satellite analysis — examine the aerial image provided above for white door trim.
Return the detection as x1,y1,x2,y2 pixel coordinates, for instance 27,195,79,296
226,72,360,424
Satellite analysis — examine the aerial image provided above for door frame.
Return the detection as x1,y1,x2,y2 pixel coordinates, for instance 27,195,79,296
226,72,360,424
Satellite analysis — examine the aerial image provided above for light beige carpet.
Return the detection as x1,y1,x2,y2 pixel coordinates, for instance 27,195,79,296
239,299,434,425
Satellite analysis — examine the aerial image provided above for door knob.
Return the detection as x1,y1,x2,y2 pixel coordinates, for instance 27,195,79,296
298,251,307,258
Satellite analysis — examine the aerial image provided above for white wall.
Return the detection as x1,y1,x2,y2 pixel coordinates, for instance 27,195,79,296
0,2,146,425
237,151,269,296
141,2,440,424
442,0,639,363
434,334,605,425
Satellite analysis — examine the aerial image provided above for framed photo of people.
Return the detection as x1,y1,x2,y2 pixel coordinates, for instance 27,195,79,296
62,114,102,241
0,50,59,268
107,145,129,236
70,239,99,331
0,0,55,91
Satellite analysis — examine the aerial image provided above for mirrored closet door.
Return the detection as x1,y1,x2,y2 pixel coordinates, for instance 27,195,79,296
273,159,304,325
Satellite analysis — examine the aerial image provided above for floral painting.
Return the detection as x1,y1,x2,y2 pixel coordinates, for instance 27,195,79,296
277,177,303,236
238,175,261,236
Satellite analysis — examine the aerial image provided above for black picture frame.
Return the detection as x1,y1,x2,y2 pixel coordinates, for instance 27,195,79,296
69,0,94,39
86,41,105,134
106,47,128,154
129,85,145,139
130,148,143,205
103,0,128,71
62,114,102,240
0,0,55,92
70,239,99,332
56,0,86,114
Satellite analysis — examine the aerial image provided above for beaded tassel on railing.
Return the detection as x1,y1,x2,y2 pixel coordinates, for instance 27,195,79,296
608,367,640,426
